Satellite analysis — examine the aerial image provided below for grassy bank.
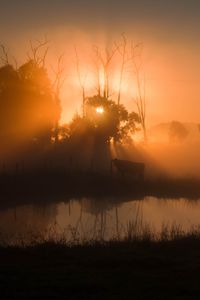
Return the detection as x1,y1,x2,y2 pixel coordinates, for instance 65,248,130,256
1,228,200,299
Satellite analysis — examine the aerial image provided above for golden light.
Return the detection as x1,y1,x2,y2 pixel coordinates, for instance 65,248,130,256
96,106,104,114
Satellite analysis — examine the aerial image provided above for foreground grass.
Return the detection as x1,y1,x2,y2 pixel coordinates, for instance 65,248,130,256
2,230,200,299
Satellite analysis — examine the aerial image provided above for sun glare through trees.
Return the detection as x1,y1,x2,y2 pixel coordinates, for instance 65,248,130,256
96,106,104,114
1,1,200,298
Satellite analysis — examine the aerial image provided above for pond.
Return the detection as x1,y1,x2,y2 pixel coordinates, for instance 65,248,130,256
0,196,200,244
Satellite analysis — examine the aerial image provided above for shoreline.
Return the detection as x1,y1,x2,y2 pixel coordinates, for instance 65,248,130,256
0,173,200,205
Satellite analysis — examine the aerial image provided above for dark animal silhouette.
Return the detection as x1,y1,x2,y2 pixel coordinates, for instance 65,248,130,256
111,158,145,180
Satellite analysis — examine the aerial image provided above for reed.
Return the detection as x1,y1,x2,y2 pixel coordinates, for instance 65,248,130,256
2,220,200,248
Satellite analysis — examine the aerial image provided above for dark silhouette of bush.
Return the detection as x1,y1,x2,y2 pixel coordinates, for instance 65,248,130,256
198,123,200,133
67,95,140,144
0,60,59,150
169,121,188,142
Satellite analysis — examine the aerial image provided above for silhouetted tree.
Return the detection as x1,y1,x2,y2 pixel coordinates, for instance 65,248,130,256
117,33,128,106
169,121,188,142
0,56,58,149
198,123,200,133
74,47,87,117
68,95,140,144
52,54,65,143
93,44,118,99
130,43,147,142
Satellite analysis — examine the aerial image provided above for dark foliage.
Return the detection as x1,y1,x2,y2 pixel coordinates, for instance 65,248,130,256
0,60,59,150
67,95,140,144
169,121,188,142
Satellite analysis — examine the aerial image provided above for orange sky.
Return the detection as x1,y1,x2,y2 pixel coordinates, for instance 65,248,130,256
1,0,200,127
50,29,200,126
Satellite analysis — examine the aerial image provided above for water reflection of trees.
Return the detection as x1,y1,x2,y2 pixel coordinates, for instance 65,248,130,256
72,197,144,240
2,197,200,244
0,203,58,241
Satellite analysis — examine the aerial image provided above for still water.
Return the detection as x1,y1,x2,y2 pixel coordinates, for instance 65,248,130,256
0,196,200,243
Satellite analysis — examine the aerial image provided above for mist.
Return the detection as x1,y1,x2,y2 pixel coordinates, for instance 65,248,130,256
0,0,200,181
2,2,200,298
0,36,200,181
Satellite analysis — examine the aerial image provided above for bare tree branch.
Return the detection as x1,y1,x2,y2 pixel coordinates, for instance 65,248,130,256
93,45,102,97
130,42,147,142
95,43,119,99
0,45,9,65
117,33,127,106
52,53,66,144
74,46,87,117
27,36,49,66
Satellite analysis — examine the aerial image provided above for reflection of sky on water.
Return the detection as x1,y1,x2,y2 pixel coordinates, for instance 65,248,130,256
0,197,200,243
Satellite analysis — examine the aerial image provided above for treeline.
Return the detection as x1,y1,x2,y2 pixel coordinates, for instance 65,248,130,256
0,39,143,174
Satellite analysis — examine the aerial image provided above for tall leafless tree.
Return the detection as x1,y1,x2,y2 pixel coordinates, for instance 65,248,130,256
27,37,49,67
117,33,128,106
0,45,9,65
94,43,119,99
0,44,19,69
52,54,66,143
74,46,87,117
93,45,102,97
130,43,147,142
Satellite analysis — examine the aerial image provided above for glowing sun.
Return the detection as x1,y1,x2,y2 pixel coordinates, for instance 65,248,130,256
96,107,104,114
